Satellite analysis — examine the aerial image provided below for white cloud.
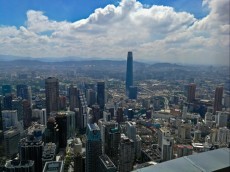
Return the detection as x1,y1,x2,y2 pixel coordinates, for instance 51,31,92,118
0,0,229,65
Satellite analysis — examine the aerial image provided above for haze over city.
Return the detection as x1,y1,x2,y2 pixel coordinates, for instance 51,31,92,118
0,0,229,65
0,1,230,172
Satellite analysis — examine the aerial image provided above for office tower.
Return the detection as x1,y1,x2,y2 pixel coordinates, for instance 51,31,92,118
12,98,23,121
43,161,64,172
217,111,229,127
127,109,134,121
224,93,230,108
126,121,141,158
2,110,18,131
158,127,170,151
66,138,84,172
99,154,117,172
178,123,191,142
42,143,56,167
45,117,59,151
5,160,35,172
101,120,118,154
74,154,85,172
66,111,76,138
0,102,3,131
22,100,32,129
55,111,75,148
116,107,124,123
85,123,102,172
162,136,174,161
118,135,135,172
126,121,136,142
217,127,230,145
3,95,12,110
16,84,31,103
92,104,100,124
55,112,70,148
86,89,96,107
187,83,196,103
2,85,12,96
69,85,78,111
129,86,137,99
4,129,20,158
77,91,88,133
158,128,174,161
32,109,47,125
19,133,44,172
213,86,223,114
59,95,67,110
97,81,105,110
107,127,121,166
126,51,133,96
45,77,59,115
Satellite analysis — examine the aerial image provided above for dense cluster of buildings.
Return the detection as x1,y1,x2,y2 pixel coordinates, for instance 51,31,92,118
0,52,229,172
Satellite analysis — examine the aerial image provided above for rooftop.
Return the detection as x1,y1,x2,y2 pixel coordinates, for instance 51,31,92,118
99,154,116,169
42,161,63,172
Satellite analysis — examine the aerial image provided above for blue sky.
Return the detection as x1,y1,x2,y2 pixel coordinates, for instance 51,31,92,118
0,0,229,65
0,0,207,27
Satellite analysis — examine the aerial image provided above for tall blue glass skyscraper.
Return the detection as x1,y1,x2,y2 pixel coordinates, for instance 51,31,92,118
126,51,133,96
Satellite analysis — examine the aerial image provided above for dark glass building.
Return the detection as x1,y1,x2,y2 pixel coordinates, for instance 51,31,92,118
16,84,30,100
19,137,44,172
126,51,133,96
3,95,12,110
69,85,78,111
85,123,102,172
128,86,137,99
97,81,105,110
2,85,12,96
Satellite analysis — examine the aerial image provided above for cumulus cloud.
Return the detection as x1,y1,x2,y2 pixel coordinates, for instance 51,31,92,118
0,0,229,65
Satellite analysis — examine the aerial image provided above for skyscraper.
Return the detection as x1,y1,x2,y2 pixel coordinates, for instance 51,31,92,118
118,135,135,172
213,86,223,114
45,77,59,116
126,51,133,96
97,81,105,110
187,83,196,103
22,99,32,129
16,84,31,102
0,101,2,131
2,85,12,96
4,129,20,158
85,123,102,172
19,135,44,172
69,85,78,111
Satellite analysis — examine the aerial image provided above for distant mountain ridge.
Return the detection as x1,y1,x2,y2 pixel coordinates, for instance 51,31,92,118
0,54,183,68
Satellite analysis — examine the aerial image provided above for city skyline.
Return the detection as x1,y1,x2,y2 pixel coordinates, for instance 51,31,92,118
0,0,229,65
